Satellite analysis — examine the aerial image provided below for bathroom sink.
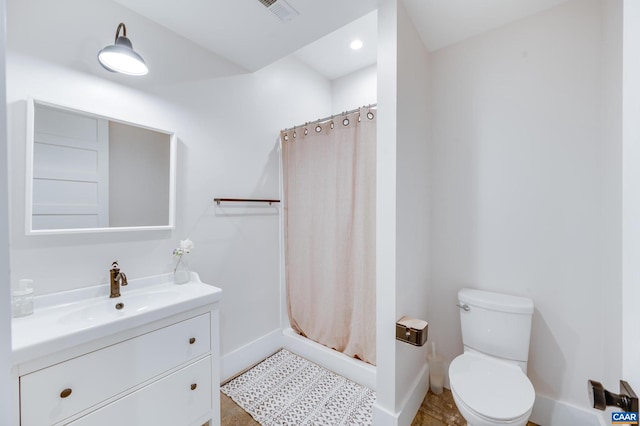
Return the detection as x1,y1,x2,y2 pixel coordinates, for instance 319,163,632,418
57,289,181,325
12,272,222,365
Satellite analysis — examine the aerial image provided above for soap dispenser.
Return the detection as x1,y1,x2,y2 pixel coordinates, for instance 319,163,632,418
12,279,34,317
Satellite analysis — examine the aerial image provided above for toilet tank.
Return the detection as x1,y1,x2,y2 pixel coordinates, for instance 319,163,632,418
458,288,534,363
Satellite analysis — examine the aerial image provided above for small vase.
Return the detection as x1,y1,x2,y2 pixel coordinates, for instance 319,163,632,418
174,255,190,284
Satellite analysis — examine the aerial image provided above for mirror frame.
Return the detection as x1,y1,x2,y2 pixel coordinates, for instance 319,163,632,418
25,98,177,235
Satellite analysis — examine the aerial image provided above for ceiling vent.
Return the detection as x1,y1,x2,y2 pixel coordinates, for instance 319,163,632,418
257,0,299,23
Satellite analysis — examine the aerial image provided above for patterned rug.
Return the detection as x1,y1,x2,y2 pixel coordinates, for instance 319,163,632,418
221,349,376,425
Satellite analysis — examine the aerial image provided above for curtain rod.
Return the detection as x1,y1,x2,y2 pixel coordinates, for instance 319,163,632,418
283,103,377,132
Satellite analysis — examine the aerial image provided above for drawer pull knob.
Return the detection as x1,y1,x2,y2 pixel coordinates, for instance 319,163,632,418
190,383,197,391
60,388,72,398
189,337,196,345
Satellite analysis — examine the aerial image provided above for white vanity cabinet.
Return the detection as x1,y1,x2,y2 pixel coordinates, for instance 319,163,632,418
11,275,222,426
67,356,212,426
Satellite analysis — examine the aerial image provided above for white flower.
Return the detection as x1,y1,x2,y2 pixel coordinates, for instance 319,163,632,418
180,238,194,253
173,238,194,256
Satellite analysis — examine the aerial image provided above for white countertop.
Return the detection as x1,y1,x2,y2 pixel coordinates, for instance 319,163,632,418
12,272,222,365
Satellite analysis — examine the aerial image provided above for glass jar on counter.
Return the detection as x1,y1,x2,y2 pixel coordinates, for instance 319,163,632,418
12,278,34,317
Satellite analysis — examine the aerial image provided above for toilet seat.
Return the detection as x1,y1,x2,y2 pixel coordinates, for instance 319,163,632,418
451,387,532,425
449,353,535,422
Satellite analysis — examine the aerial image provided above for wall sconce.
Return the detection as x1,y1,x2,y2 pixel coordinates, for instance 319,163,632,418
98,23,148,76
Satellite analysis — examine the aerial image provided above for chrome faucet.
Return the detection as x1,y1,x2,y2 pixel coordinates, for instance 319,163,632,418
109,261,128,298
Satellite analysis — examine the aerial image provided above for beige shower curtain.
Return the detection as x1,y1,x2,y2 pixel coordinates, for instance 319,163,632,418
281,107,376,365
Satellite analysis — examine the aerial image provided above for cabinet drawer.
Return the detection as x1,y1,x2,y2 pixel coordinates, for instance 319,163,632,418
66,356,212,426
20,313,210,426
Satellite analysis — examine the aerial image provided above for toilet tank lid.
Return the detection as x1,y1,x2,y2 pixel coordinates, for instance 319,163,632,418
459,288,534,314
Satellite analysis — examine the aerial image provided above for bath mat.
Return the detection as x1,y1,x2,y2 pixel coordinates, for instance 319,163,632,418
221,349,376,426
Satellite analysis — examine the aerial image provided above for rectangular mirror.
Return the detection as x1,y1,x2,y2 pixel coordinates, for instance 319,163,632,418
25,99,176,234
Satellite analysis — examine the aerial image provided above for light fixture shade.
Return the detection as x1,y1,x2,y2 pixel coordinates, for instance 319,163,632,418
98,23,148,76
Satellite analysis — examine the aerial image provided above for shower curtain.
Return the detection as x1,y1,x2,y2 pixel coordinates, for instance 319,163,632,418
281,107,376,365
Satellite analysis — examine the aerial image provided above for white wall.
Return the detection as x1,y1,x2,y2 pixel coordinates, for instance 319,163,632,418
600,0,623,398
154,58,332,358
331,65,377,113
622,0,640,391
6,0,332,365
395,0,431,422
375,1,430,424
375,0,399,422
428,0,621,415
0,0,14,424
6,0,244,92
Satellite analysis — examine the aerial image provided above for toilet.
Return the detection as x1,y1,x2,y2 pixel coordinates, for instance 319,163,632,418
449,288,536,426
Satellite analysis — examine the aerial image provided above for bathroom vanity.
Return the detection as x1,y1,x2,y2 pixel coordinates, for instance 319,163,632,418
11,273,222,426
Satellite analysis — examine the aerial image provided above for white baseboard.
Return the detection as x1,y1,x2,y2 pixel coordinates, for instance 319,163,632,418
399,364,430,425
373,383,605,426
372,403,398,426
372,365,429,426
530,393,606,426
220,329,283,383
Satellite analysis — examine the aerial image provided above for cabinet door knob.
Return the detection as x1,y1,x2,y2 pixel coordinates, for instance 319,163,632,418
190,383,197,391
189,337,196,344
60,388,72,398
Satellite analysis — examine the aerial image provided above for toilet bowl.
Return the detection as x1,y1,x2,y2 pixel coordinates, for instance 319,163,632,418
449,352,535,426
449,288,536,426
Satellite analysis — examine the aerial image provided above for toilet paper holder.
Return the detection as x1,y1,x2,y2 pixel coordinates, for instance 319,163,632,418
396,316,428,346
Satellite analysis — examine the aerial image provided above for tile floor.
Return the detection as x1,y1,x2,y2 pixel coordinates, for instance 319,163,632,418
221,388,538,425
410,389,466,426
221,392,260,426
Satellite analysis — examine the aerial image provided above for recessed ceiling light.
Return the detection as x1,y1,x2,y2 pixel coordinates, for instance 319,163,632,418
350,39,364,50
